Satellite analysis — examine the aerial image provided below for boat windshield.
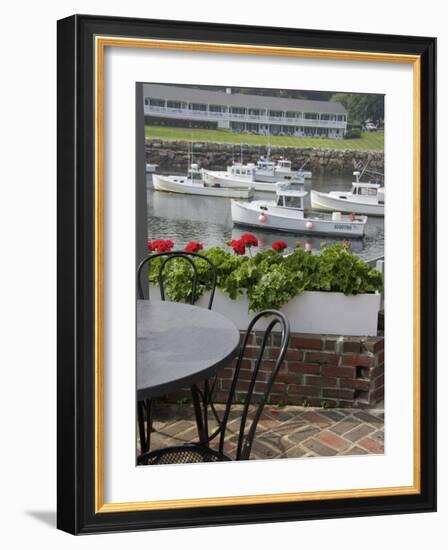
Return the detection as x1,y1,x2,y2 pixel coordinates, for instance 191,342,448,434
278,195,303,209
355,186,377,196
188,171,202,181
232,166,253,176
257,158,275,169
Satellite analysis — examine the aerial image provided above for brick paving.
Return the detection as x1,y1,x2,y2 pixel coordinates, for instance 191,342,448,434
138,402,384,461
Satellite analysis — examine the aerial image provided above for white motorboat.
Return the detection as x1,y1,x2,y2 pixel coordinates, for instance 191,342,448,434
231,182,367,238
271,157,312,180
311,171,385,216
203,164,281,193
252,156,312,182
203,157,307,193
152,164,254,199
146,163,158,173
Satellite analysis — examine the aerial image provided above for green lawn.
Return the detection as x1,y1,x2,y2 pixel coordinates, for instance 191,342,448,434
145,125,384,151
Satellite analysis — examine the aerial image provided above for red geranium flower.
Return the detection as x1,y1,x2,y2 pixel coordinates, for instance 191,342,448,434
147,239,159,252
184,241,204,253
157,240,174,253
240,233,258,247
147,239,174,253
272,240,288,253
230,238,246,256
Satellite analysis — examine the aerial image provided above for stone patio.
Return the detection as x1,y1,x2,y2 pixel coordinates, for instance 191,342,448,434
138,402,384,460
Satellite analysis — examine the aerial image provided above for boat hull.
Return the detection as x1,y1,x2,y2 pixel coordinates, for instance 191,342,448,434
253,169,310,183
203,170,278,192
231,200,366,238
311,190,384,216
153,174,254,199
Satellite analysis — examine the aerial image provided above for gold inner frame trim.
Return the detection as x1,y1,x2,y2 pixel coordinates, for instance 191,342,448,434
94,35,421,513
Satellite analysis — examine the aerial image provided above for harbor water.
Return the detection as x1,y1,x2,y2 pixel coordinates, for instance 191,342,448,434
146,173,384,261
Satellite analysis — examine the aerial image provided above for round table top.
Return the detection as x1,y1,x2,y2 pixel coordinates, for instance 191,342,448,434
137,300,240,400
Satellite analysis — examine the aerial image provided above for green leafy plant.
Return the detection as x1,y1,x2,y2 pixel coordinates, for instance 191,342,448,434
147,243,383,312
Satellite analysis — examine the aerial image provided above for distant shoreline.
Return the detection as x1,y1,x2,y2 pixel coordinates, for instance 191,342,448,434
144,125,384,153
145,137,384,176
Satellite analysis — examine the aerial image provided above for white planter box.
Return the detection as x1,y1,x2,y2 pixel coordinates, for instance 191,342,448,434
149,285,381,337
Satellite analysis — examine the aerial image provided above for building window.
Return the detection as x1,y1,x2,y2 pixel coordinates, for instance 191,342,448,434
230,121,245,131
337,114,346,121
149,98,165,107
269,110,283,118
286,111,298,119
190,103,207,111
320,113,330,120
246,123,259,132
209,104,225,112
231,107,246,115
269,124,282,135
166,100,181,109
304,112,318,120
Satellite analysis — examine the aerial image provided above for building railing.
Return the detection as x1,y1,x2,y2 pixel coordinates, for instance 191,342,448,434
144,105,347,128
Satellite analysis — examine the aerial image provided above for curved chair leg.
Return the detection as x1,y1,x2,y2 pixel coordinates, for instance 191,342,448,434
137,399,153,454
137,400,147,453
190,379,227,447
190,384,209,445
145,399,153,451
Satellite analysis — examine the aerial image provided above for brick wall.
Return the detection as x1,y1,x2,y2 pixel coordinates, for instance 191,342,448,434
165,331,384,409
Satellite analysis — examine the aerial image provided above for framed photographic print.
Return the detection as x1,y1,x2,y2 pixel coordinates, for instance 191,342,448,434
57,14,436,534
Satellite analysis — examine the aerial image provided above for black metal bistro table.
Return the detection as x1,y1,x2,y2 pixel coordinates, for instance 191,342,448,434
137,300,240,444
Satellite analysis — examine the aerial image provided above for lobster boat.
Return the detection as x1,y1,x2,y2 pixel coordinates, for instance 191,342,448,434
203,156,309,193
311,171,385,216
231,182,367,238
152,164,254,199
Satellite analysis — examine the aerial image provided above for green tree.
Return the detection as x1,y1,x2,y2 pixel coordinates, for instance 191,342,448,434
331,93,384,124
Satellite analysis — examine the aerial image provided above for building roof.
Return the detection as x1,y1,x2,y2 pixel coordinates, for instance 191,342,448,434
142,83,347,115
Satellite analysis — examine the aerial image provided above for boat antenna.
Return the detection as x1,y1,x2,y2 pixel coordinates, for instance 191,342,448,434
360,159,370,179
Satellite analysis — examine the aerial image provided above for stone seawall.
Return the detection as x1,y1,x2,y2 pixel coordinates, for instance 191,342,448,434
146,139,384,175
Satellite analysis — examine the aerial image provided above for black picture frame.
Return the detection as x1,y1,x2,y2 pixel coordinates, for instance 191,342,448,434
57,14,436,534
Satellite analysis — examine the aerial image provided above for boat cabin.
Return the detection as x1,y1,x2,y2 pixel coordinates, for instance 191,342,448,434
276,158,292,171
351,182,385,204
187,164,203,182
351,182,381,196
351,171,385,203
276,188,311,212
228,162,256,177
257,156,275,169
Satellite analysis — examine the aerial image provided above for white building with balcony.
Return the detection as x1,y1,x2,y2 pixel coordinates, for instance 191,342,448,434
143,84,348,139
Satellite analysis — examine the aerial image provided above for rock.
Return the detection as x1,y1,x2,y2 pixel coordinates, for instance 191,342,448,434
145,139,384,176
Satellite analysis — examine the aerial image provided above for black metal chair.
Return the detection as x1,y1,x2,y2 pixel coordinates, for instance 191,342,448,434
137,251,218,453
137,250,217,308
138,309,290,464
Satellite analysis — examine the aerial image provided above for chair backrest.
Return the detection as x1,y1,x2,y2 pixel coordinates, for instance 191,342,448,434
218,310,290,460
137,251,217,310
